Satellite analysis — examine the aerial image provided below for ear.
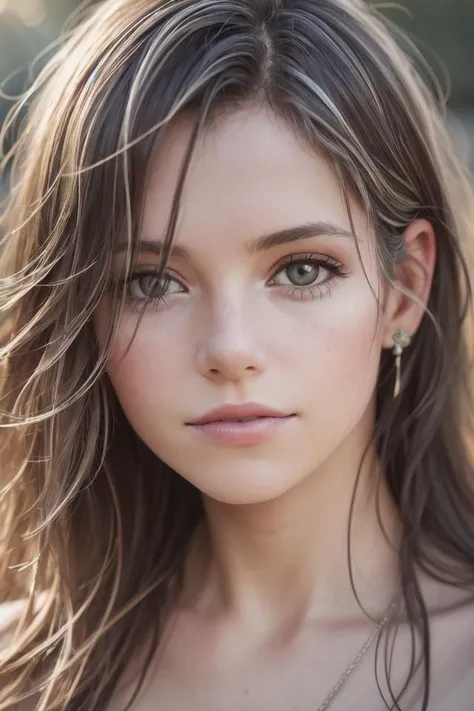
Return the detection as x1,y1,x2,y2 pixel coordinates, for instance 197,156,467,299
381,218,436,349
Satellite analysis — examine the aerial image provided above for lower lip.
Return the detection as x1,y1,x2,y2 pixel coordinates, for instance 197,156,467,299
188,416,295,445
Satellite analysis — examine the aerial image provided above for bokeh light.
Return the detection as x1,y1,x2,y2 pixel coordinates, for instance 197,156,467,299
1,0,47,27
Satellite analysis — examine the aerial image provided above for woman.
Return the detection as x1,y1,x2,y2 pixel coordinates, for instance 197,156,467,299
0,0,473,709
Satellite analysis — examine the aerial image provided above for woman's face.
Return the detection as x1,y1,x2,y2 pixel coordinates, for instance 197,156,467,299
95,104,390,505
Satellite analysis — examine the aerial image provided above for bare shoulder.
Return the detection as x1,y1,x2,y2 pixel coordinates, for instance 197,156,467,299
0,599,42,711
0,599,27,656
428,593,474,710
0,599,27,627
0,592,49,639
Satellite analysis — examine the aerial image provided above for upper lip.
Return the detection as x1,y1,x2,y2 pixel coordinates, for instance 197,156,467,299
188,403,293,425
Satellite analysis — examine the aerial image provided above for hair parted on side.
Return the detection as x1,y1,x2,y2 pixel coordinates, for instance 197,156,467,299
0,0,473,709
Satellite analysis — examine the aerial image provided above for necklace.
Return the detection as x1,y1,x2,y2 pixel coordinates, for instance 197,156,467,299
316,602,397,711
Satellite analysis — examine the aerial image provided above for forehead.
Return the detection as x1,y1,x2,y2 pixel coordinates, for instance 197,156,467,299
140,104,370,251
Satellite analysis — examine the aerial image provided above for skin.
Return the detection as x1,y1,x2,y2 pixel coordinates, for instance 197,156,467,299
90,104,474,710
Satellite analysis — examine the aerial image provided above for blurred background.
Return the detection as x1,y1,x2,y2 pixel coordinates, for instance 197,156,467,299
0,0,473,200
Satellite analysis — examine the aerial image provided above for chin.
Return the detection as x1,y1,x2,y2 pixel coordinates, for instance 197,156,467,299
186,466,302,506
202,488,290,506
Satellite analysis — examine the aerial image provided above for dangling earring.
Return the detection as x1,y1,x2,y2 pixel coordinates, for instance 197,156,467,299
392,328,411,398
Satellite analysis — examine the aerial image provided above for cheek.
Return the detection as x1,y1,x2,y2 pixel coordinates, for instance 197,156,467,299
288,284,381,373
104,318,187,427
287,285,383,425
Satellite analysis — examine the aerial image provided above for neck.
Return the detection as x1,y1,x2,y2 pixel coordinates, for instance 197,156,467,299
183,417,401,635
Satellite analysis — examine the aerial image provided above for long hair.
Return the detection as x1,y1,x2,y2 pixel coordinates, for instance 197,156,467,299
0,0,473,708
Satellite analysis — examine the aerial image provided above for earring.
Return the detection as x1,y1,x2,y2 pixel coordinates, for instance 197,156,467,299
392,328,411,398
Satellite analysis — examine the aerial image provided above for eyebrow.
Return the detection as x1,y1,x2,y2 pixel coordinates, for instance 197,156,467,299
115,221,354,259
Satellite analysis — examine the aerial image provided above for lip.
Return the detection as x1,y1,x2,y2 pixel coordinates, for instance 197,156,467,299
188,403,292,425
186,403,296,446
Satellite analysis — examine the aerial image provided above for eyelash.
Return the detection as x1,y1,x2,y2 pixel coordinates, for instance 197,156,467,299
119,253,349,311
268,253,348,300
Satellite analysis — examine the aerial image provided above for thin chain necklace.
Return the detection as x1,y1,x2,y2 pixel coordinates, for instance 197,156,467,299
316,602,397,711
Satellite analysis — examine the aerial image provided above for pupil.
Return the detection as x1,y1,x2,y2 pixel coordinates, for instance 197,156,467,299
287,262,319,286
140,275,161,296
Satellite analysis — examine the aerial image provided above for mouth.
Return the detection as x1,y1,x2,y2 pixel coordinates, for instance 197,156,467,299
186,404,296,446
187,403,295,426
212,416,268,422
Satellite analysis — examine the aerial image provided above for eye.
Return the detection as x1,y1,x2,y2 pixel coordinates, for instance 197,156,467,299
267,254,348,300
128,271,185,300
270,256,341,288
272,260,326,287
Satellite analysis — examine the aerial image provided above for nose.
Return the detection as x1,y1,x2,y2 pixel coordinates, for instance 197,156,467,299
196,300,266,382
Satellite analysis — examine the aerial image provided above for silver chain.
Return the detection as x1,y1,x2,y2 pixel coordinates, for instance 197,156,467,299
316,602,397,711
